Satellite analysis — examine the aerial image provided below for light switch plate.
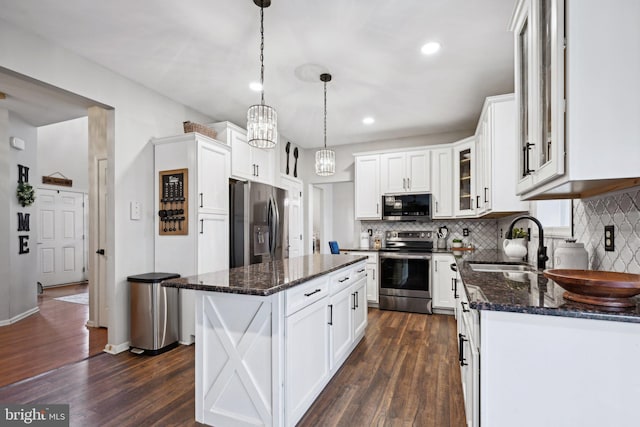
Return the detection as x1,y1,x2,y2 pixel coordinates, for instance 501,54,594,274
130,201,141,220
10,136,25,150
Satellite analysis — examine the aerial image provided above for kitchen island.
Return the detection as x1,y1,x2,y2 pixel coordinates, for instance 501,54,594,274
454,250,640,427
163,254,368,427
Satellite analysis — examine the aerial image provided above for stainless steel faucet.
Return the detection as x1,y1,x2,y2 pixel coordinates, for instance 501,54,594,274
506,215,549,270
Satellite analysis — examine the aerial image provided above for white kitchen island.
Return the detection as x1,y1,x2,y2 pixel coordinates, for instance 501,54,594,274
163,254,368,427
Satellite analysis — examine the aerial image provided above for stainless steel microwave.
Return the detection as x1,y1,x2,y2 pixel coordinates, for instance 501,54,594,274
382,193,432,221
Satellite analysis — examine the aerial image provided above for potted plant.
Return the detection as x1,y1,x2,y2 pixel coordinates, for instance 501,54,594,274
452,238,463,248
511,227,528,239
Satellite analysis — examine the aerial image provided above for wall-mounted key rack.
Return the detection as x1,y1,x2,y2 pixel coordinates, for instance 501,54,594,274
158,168,188,236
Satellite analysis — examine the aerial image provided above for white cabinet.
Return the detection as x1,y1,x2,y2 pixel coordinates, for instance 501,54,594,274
153,133,231,345
380,149,430,194
340,250,379,304
453,137,477,217
432,254,456,311
431,147,453,218
352,277,367,337
476,94,529,215
209,121,275,185
328,285,353,369
354,154,381,219
281,174,304,258
285,292,330,426
457,283,479,427
510,0,640,200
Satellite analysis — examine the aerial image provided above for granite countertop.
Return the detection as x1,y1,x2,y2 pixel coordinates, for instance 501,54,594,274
161,254,367,296
457,250,640,324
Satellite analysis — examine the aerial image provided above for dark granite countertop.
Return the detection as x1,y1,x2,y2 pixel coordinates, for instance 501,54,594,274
161,254,367,296
457,250,640,324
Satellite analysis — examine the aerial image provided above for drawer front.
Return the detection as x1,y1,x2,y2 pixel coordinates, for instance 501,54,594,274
286,277,329,316
352,261,367,282
330,267,354,295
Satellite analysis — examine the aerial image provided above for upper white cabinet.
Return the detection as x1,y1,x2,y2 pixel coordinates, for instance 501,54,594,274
453,137,477,217
354,154,381,219
510,0,640,200
475,94,528,215
209,121,275,185
380,149,431,194
431,146,453,218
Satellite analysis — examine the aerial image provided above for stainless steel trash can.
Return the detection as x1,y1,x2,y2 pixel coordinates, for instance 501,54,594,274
128,272,180,355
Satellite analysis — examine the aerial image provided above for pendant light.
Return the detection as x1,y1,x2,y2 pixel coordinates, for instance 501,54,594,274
315,73,336,176
247,0,277,148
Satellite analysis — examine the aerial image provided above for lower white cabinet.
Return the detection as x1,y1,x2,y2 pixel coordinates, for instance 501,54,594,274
285,292,330,425
352,277,367,337
457,286,479,427
328,286,353,369
432,253,457,311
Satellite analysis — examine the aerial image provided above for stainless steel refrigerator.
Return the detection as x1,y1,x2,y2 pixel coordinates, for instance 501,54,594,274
230,179,288,268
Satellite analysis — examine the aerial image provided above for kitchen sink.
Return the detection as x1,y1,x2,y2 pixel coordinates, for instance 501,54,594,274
465,285,488,302
469,263,532,273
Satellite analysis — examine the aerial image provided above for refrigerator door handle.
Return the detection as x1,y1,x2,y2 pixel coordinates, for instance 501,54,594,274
271,194,280,258
267,197,273,254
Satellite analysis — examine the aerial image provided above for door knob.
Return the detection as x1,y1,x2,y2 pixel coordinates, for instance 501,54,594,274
96,249,105,255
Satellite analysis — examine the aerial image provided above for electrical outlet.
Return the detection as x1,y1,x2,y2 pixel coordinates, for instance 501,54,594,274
463,228,469,237
500,228,503,238
604,225,615,251
367,229,373,236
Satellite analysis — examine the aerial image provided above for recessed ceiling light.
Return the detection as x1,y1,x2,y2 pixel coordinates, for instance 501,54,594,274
249,82,263,91
363,117,375,125
421,41,441,55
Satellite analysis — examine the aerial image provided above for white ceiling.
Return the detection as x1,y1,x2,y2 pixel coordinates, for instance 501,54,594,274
0,0,516,148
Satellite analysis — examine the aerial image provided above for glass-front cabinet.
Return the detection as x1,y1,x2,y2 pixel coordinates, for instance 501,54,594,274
511,0,565,195
453,137,476,217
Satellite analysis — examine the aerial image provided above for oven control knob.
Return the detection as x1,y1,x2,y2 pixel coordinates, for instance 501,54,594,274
420,232,425,238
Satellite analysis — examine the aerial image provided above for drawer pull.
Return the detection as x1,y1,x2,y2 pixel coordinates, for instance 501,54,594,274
304,289,322,297
357,268,365,273
461,301,470,313
338,277,350,283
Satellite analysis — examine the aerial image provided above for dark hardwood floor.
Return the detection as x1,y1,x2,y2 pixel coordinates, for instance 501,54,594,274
0,308,464,427
0,283,107,388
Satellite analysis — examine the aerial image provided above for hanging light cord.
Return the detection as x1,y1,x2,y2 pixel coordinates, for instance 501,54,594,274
323,80,327,149
259,4,265,105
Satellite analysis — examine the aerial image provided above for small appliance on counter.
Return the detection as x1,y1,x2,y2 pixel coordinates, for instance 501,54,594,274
360,231,370,249
553,239,589,270
436,226,448,249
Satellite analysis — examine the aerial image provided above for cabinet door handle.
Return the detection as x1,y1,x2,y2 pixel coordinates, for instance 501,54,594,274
459,333,468,366
355,291,359,308
484,187,489,203
328,304,333,325
461,301,470,313
454,278,459,299
304,288,321,297
476,195,480,209
199,218,204,234
451,277,455,291
402,178,406,190
199,193,203,208
352,293,357,310
376,203,379,214
435,262,438,272
372,270,375,280
338,277,350,283
435,201,438,213
407,178,410,189
256,164,259,177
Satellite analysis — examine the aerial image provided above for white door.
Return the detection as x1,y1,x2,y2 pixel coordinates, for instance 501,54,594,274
281,176,303,258
97,159,108,327
37,188,86,287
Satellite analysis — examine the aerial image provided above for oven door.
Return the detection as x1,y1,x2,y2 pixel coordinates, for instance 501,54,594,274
379,253,431,298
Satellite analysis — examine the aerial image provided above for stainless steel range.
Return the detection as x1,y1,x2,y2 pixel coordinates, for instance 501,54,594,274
379,230,433,314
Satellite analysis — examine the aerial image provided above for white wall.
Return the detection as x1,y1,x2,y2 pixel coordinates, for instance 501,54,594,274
0,19,212,350
0,111,39,324
38,116,88,192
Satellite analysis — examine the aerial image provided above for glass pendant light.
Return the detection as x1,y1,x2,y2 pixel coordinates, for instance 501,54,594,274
247,0,277,148
315,73,336,176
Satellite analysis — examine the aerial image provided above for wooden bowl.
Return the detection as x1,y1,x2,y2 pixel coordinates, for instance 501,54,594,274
543,269,640,308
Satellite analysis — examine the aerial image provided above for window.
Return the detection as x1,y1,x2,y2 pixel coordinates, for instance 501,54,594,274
534,199,573,237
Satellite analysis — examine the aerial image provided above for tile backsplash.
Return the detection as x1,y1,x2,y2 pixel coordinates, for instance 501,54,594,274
498,187,640,273
573,187,640,273
361,219,498,249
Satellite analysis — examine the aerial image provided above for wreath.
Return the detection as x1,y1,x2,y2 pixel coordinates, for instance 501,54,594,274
17,182,36,207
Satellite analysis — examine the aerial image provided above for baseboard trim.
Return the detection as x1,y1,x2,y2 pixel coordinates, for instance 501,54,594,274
0,307,40,326
103,341,130,354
